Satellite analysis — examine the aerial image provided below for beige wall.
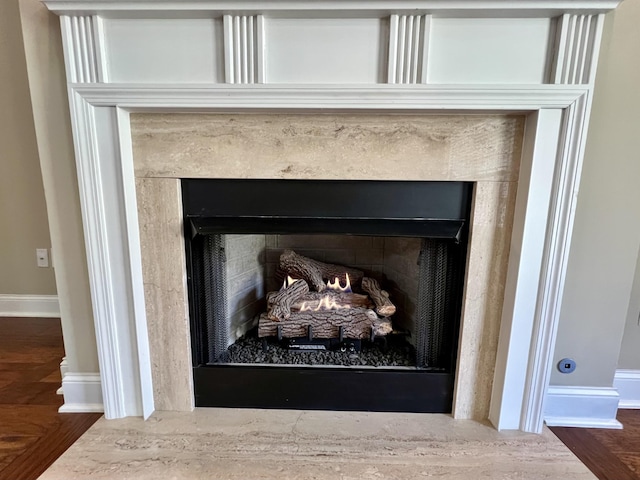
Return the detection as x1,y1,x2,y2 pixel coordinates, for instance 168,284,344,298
0,0,56,295
551,0,640,386
17,0,99,372
618,247,640,370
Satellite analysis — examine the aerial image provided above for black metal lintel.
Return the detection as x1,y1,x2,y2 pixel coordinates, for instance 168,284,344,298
182,179,472,221
188,216,464,240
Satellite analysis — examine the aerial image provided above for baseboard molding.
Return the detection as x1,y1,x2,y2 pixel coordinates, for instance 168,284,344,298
544,386,622,429
58,372,104,414
0,294,60,318
57,358,68,396
545,417,623,429
59,403,105,413
60,357,69,377
614,369,640,409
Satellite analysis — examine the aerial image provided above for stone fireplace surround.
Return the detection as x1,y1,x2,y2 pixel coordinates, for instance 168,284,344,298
44,0,620,434
134,113,520,417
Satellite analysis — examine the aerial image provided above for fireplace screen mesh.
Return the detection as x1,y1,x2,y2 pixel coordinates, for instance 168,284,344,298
416,239,461,368
201,234,229,363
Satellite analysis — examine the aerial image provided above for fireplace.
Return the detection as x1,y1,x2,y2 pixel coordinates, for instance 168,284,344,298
183,179,471,411
45,0,616,432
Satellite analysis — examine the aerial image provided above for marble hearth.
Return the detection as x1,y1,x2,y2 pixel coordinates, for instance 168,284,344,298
132,113,523,420
38,409,597,480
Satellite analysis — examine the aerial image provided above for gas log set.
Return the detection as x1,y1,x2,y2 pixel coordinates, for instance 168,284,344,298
258,249,397,352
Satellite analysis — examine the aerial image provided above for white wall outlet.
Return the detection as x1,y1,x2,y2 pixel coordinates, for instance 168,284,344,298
36,248,49,268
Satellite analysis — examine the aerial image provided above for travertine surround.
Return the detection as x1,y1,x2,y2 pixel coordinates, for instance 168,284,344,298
135,178,193,411
132,114,522,181
132,113,523,419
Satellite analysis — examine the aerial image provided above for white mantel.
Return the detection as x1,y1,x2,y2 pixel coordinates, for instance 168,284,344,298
44,0,620,433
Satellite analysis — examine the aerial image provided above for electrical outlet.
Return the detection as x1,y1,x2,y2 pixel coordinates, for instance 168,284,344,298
557,358,576,374
36,248,49,268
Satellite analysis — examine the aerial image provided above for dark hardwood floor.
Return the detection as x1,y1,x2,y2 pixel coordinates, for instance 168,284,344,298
551,409,640,480
0,317,102,480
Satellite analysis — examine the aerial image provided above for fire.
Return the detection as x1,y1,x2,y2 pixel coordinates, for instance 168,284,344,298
282,275,299,289
326,273,352,293
300,295,350,312
286,273,353,311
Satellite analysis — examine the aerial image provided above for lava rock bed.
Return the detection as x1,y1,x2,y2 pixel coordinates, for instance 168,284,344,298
222,334,417,367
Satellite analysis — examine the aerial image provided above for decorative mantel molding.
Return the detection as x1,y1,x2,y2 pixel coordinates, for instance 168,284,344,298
45,0,620,432
44,0,620,16
72,84,588,108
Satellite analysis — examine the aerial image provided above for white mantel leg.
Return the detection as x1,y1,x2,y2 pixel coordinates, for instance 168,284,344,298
67,93,153,418
490,109,563,431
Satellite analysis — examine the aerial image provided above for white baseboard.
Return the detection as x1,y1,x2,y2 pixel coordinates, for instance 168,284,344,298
544,386,622,429
58,372,104,414
0,294,60,317
57,358,68,396
614,369,640,409
60,357,69,377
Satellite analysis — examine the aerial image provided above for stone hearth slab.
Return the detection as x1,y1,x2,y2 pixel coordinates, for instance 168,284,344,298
38,409,595,479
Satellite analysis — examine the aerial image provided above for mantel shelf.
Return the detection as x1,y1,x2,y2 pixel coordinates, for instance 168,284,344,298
43,0,620,16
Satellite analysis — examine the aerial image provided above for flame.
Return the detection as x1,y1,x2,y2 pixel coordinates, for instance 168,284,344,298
283,275,299,289
300,295,350,312
326,273,352,293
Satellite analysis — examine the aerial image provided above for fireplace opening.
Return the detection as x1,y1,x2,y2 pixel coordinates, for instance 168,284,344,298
183,179,472,412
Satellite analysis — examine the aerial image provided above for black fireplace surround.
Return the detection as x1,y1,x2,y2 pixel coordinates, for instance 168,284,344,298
183,179,472,413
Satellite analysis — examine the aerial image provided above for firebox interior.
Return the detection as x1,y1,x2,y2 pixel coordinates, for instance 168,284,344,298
183,179,472,412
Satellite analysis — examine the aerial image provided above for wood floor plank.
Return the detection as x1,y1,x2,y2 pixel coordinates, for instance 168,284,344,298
0,435,39,471
593,410,640,476
0,382,64,405
551,410,640,480
39,369,62,383
0,405,62,435
0,350,62,364
551,425,638,480
0,317,102,480
615,453,640,476
1,412,103,480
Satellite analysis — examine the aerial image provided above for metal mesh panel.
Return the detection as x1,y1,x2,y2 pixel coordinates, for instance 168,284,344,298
416,238,459,368
442,242,462,365
202,234,229,363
